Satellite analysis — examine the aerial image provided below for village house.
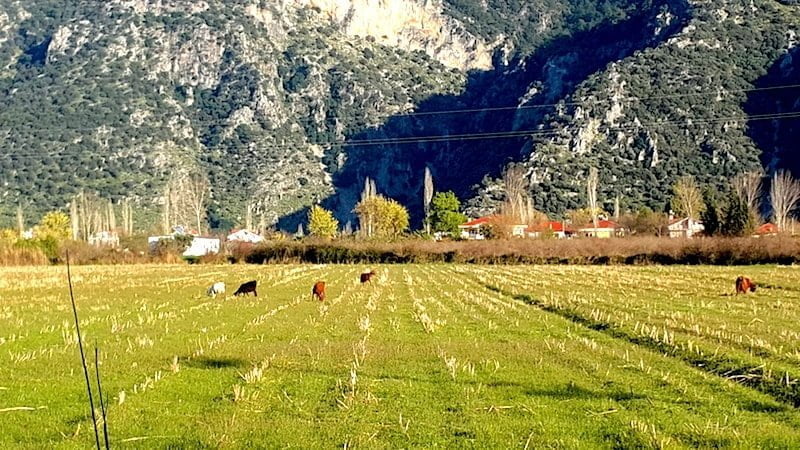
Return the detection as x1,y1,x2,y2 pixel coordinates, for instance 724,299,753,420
458,216,527,240
526,221,573,239
183,237,221,257
88,231,120,247
148,227,220,258
459,217,490,240
577,219,625,239
226,229,265,244
667,217,705,238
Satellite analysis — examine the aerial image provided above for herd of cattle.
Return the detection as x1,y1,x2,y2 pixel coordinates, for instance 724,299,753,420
205,271,757,300
205,270,378,300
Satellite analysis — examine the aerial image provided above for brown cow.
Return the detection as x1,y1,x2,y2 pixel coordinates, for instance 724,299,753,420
360,270,376,284
735,276,757,295
312,281,326,302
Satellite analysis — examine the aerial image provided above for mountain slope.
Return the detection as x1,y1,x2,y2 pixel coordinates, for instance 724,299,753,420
0,0,797,229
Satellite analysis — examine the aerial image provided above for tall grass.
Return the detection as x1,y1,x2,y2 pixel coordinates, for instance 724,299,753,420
0,244,48,266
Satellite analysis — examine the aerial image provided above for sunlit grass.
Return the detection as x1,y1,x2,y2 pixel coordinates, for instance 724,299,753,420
1,264,799,448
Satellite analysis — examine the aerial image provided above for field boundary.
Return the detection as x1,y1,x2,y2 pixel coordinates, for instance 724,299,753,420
236,237,800,266
480,282,800,408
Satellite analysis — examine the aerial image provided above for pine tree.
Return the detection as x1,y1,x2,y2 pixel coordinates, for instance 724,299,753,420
701,190,721,236
722,191,755,237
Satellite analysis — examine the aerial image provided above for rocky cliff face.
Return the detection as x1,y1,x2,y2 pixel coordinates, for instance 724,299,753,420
0,0,797,229
298,0,495,70
0,0,470,227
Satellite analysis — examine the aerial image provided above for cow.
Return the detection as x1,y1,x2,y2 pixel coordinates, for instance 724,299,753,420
735,276,757,295
207,282,226,298
233,280,258,297
360,270,376,284
312,281,326,302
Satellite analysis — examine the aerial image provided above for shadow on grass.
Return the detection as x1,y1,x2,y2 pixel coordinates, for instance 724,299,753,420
758,284,800,293
479,282,800,409
742,399,790,414
181,356,250,369
523,383,646,402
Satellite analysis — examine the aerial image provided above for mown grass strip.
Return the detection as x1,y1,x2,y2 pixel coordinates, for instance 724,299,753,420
483,283,800,408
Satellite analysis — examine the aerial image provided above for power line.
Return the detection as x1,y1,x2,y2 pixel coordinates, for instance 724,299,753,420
0,110,798,160
2,82,800,132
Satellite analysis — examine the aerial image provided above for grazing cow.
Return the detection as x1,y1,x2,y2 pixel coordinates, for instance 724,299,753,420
735,276,757,295
207,282,226,298
312,281,326,302
360,270,376,284
234,280,258,297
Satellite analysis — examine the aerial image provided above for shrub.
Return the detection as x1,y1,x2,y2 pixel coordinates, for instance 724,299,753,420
307,205,339,239
239,236,800,266
430,191,467,235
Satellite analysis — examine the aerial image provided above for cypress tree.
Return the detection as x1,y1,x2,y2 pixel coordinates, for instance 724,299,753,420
722,191,755,237
701,190,721,236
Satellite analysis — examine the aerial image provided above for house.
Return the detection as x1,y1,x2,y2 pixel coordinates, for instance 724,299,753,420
754,223,779,237
459,217,491,240
577,219,625,238
227,229,265,244
458,216,527,240
88,231,120,247
667,217,705,238
148,234,220,257
527,221,573,239
183,237,220,257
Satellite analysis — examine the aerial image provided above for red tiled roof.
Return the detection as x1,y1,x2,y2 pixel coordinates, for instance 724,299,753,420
579,219,622,230
755,223,779,235
460,216,493,227
527,221,572,233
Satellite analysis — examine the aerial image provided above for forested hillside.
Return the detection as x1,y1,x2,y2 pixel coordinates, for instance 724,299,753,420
0,0,797,230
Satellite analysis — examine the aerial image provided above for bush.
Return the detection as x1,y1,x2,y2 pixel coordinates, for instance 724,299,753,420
307,205,339,239
239,236,800,266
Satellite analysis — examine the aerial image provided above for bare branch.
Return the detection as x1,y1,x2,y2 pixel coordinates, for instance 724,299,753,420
733,171,763,220
771,170,800,231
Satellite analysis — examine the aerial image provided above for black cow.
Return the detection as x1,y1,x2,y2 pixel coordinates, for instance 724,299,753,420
360,270,376,284
234,280,258,297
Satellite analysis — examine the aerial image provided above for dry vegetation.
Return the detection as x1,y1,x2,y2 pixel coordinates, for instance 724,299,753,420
243,236,800,265
1,235,798,267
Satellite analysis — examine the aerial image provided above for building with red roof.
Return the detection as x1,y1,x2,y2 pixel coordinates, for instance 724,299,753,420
458,216,527,240
754,223,779,237
576,219,625,238
526,221,574,239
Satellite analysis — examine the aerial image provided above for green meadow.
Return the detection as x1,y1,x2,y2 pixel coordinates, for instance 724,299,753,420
1,264,800,448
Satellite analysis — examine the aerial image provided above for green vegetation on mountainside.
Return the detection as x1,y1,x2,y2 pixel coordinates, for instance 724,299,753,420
0,0,797,230
471,0,800,217
0,1,464,228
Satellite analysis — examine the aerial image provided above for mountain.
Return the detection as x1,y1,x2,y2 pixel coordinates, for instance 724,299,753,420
0,0,797,230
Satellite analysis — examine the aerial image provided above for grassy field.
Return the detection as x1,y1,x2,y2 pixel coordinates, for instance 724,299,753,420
1,264,800,448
